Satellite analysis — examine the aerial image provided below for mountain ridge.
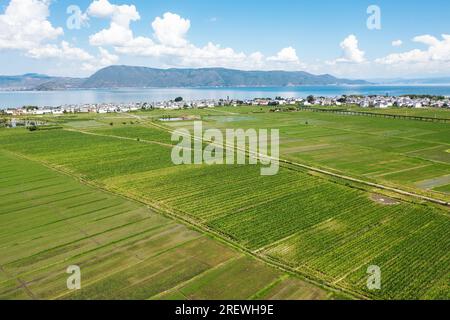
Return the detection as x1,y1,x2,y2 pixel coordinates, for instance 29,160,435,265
370,77,450,85
5,66,450,91
0,65,369,90
81,65,369,88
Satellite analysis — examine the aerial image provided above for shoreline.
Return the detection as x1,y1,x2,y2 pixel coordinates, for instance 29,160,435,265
3,83,450,93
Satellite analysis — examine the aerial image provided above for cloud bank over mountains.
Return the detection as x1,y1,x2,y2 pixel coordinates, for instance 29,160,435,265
84,0,301,71
1,0,450,78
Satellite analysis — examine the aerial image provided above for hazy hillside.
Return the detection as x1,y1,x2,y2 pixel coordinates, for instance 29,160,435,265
0,66,369,90
81,66,369,88
0,74,83,90
0,74,53,90
373,77,450,85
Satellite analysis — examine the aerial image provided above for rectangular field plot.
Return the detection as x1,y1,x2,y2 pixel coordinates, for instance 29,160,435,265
257,277,338,300
0,129,175,180
434,184,450,194
154,256,283,300
90,125,175,145
60,237,235,300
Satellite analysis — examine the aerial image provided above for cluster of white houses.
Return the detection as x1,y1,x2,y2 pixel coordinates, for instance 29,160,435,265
310,95,450,109
1,100,230,115
1,95,449,116
2,102,143,116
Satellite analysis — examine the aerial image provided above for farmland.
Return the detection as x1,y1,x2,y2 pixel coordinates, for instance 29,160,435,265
192,109,450,200
0,106,449,300
344,106,450,119
0,149,333,300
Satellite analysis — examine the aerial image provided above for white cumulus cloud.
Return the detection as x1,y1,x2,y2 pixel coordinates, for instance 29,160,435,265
371,34,450,76
82,47,119,71
414,34,441,47
267,47,300,63
0,0,63,50
95,9,302,71
151,12,190,47
376,34,450,65
331,34,366,64
88,0,140,46
27,41,94,61
0,0,100,69
392,40,403,47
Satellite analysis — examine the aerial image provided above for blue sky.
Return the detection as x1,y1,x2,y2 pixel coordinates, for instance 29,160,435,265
1,0,450,78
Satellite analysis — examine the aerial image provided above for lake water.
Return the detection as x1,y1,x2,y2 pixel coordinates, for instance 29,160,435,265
2,85,450,108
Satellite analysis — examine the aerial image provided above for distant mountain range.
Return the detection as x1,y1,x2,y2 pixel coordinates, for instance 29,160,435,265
0,73,83,90
0,66,369,90
371,77,450,85
81,66,369,88
4,67,450,91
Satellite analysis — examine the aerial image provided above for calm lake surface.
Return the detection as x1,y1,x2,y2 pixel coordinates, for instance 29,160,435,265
2,85,450,108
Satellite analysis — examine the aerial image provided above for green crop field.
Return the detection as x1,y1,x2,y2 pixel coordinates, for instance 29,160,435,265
0,149,333,300
192,109,450,200
345,106,450,119
1,106,449,300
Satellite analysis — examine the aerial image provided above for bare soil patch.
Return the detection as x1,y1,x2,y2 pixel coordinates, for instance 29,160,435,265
371,194,400,205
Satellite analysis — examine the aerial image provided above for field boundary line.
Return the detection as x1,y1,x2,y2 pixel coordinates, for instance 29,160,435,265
102,185,368,300
0,161,176,284
0,264,37,300
318,122,450,147
147,255,242,300
253,230,303,255
301,122,450,167
405,144,445,154
207,109,239,115
0,222,175,289
51,234,203,300
63,128,174,149
136,198,368,300
331,225,428,286
2,216,154,269
298,107,450,123
372,164,431,178
106,255,196,298
247,275,288,300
